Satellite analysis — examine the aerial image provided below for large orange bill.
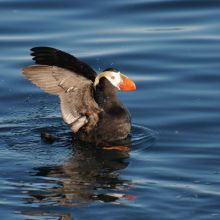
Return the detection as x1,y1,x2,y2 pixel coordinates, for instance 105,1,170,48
119,74,136,91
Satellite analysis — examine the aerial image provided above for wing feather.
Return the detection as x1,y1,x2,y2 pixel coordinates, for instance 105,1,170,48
30,47,97,82
22,65,102,132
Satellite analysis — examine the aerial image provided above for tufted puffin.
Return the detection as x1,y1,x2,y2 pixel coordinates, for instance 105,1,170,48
22,47,136,142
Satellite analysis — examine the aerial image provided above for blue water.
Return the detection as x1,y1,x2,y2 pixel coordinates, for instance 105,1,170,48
1,0,220,219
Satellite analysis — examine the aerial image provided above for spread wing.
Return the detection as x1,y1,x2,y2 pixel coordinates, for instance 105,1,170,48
22,65,102,133
30,47,97,82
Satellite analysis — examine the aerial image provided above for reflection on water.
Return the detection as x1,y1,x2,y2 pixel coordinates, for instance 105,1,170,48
1,0,220,218
21,137,136,219
21,211,73,220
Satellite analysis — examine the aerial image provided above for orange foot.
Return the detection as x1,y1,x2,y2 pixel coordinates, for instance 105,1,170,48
124,195,137,201
102,146,131,151
96,142,130,151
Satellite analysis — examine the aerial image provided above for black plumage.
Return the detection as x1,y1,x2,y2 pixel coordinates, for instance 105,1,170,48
31,47,97,81
22,47,136,142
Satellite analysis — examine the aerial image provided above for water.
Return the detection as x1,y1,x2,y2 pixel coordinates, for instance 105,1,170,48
1,0,220,219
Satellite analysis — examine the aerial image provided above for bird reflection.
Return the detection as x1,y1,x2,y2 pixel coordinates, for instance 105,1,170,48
21,136,136,219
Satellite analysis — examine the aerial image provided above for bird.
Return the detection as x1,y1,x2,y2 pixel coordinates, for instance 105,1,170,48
22,47,136,142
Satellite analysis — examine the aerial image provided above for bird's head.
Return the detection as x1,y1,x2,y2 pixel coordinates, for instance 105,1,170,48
93,68,136,91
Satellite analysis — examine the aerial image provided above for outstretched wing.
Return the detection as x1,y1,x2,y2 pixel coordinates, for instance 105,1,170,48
30,47,97,82
22,65,102,132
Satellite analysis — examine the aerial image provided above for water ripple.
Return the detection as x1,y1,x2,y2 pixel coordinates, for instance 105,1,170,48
130,124,159,152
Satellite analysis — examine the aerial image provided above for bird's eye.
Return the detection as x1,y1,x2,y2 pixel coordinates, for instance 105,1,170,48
111,76,115,80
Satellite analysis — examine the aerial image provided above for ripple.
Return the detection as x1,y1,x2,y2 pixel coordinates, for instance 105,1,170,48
130,124,159,152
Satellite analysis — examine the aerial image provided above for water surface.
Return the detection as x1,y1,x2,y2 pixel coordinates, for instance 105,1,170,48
1,0,220,219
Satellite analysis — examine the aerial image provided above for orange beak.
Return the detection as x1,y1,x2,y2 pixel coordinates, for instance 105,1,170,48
119,74,136,91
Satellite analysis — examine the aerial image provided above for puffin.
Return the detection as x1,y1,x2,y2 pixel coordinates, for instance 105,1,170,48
22,47,136,142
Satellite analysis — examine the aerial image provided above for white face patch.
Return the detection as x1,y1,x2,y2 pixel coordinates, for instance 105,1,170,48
105,72,121,90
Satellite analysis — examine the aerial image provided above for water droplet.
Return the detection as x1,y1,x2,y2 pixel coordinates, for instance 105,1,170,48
194,181,201,184
211,214,218,216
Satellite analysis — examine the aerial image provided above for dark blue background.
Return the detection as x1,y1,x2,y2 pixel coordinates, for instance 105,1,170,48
0,1,220,219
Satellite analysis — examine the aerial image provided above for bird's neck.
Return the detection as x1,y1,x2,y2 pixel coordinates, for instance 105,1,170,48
94,78,120,110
